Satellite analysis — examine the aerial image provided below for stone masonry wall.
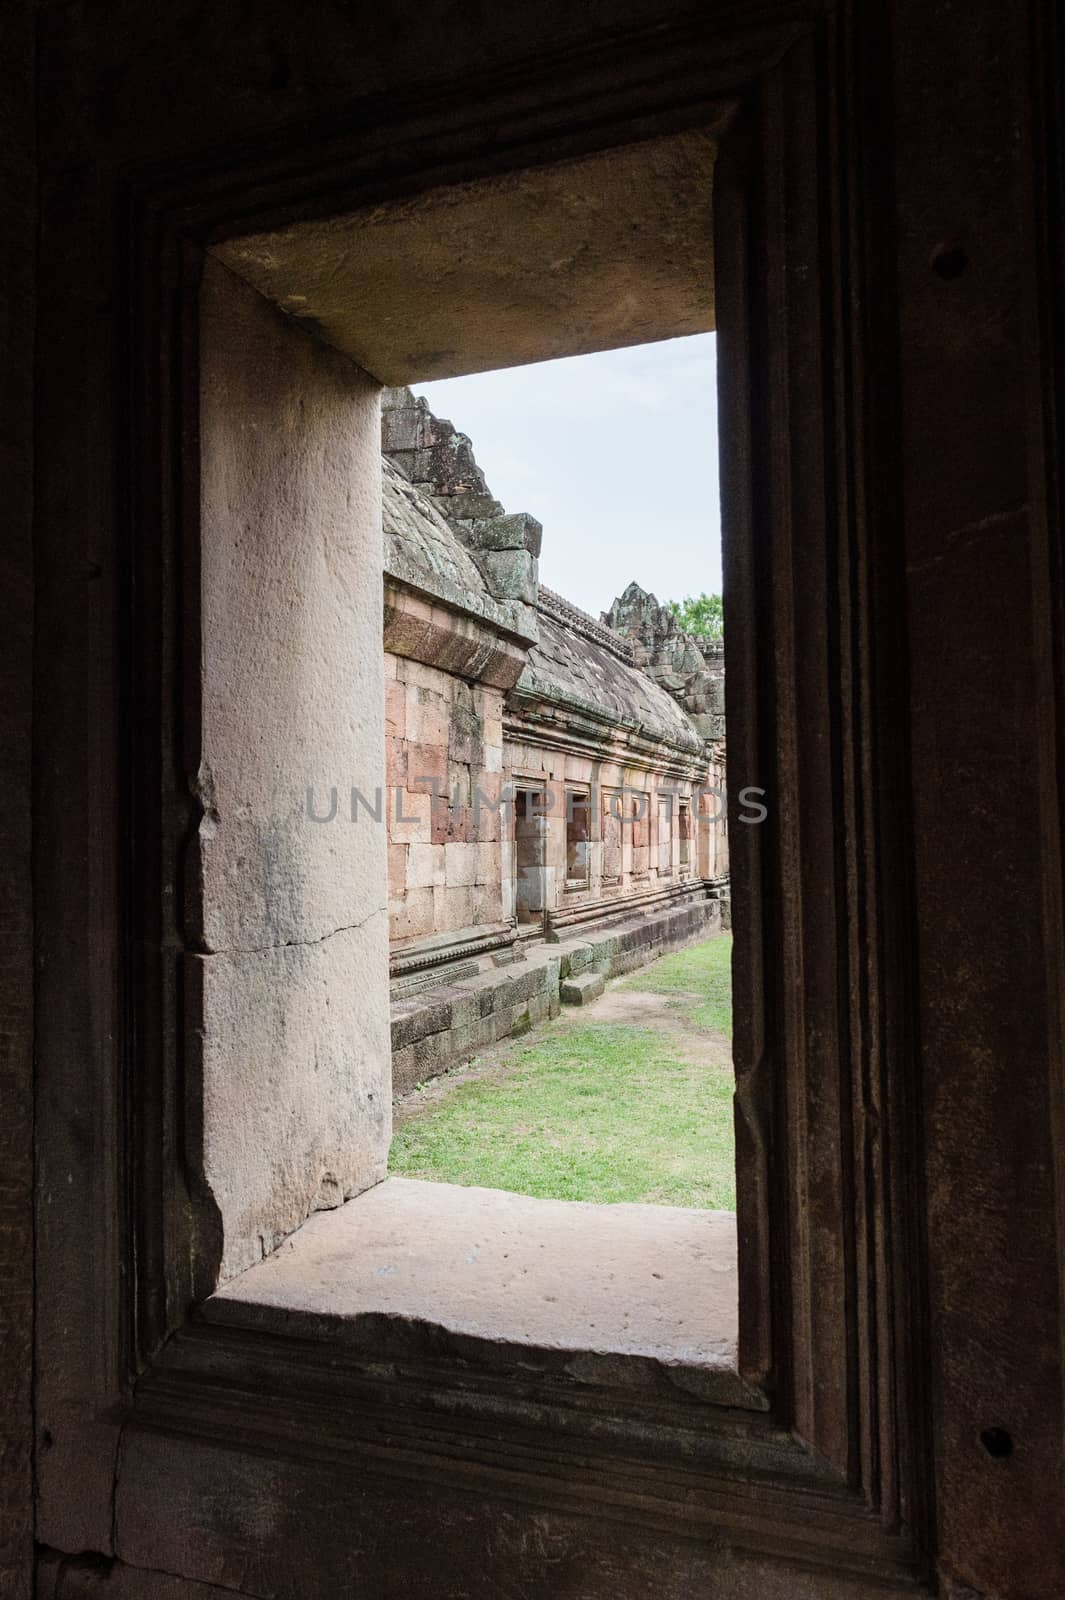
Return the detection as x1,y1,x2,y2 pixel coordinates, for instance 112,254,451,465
386,651,506,943
380,393,728,1004
502,739,707,922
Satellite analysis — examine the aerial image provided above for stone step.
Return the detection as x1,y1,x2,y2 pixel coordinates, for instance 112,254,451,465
560,939,595,976
559,970,606,1006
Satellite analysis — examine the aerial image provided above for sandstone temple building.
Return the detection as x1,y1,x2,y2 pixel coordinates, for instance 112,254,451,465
380,387,729,1089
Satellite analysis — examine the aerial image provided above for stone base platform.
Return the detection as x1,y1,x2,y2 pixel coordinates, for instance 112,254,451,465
560,969,606,1005
204,1177,743,1392
390,889,722,1094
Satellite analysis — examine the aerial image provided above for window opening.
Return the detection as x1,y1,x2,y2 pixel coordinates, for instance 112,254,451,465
566,788,591,889
602,788,623,886
657,793,674,877
514,788,546,925
202,146,735,1373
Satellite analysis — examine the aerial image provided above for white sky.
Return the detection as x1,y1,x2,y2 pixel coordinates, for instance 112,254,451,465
417,332,720,621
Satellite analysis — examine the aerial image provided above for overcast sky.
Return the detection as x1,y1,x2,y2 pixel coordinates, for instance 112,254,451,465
417,332,720,621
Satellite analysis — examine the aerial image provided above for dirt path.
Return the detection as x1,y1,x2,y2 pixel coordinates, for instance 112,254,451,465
393,962,731,1130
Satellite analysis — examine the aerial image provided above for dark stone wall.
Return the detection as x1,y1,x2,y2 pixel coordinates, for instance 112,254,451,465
34,0,681,173
892,2,1064,1591
0,2,34,1596
21,0,1065,1595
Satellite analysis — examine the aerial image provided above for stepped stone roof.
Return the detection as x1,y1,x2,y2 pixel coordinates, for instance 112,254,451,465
514,588,703,755
381,455,533,640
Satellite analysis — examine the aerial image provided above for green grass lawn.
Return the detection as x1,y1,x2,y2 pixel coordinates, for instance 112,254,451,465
615,930,733,1035
389,934,735,1209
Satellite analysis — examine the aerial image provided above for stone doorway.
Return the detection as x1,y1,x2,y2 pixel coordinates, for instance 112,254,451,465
514,787,546,926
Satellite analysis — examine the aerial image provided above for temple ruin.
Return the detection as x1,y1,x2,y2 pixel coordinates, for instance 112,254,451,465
381,387,729,1090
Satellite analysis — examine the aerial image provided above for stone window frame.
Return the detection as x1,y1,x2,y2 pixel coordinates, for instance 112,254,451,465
656,791,675,878
678,797,692,874
563,785,592,890
512,783,548,927
628,790,650,879
34,6,935,1588
601,786,624,887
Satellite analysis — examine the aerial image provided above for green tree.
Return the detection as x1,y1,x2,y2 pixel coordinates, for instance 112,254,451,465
667,592,724,641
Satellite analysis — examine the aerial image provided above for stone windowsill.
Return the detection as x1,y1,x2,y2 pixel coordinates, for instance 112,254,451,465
202,1177,750,1405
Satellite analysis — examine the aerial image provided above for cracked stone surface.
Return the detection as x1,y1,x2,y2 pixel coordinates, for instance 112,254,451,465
198,259,386,960
196,262,393,1280
204,1176,742,1394
193,919,392,1282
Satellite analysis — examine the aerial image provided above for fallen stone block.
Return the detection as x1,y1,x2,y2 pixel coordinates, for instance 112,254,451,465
560,971,606,1006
